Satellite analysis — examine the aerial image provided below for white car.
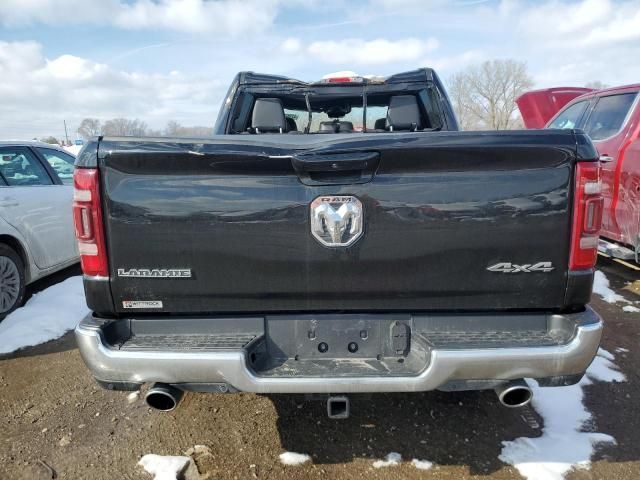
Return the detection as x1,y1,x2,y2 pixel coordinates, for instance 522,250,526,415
0,141,79,318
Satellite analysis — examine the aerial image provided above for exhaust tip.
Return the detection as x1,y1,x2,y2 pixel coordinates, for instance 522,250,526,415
145,383,183,412
495,380,533,408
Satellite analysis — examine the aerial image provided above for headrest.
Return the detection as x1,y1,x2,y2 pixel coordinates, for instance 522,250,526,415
285,116,298,132
386,95,421,131
339,121,354,132
252,98,286,133
374,118,386,130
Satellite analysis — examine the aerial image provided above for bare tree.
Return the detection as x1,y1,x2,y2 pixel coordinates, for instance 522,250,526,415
39,136,60,145
146,128,163,137
164,120,213,137
165,120,182,136
77,118,102,139
101,118,148,136
76,118,211,138
177,126,213,137
448,59,533,130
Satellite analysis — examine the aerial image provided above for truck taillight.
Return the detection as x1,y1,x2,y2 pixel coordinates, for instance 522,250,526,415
569,162,603,270
73,168,108,277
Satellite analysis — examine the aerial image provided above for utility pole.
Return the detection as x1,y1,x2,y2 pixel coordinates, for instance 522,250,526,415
63,120,70,146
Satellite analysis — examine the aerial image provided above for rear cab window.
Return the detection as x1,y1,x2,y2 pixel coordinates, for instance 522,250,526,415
583,92,638,141
227,72,447,134
284,100,390,133
248,93,429,134
0,147,53,187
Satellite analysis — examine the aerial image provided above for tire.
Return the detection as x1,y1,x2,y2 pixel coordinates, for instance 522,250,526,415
0,243,26,320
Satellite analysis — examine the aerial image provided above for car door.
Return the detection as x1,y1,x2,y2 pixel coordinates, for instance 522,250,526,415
581,92,639,242
0,146,76,270
34,147,79,264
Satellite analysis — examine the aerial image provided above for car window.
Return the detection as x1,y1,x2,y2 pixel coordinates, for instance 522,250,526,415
583,93,638,141
0,147,53,187
37,148,75,184
548,100,589,130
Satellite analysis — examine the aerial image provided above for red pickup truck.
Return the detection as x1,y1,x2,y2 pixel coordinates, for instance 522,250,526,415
518,84,640,264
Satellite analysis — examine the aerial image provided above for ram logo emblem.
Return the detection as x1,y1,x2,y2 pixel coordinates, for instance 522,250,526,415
487,262,554,273
310,196,363,247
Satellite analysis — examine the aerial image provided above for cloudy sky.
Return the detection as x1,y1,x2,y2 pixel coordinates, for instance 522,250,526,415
0,0,638,139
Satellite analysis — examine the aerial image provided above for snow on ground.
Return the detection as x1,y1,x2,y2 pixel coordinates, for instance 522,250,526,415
371,453,434,470
279,452,311,466
138,454,191,480
411,458,434,470
0,276,88,354
596,347,614,361
622,305,640,313
499,348,626,480
592,271,629,304
587,349,626,383
615,347,629,353
372,452,402,468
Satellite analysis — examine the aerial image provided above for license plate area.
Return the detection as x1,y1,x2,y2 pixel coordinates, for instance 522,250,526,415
264,314,412,360
250,314,430,377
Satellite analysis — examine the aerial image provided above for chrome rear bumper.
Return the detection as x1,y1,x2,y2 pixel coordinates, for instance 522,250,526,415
75,308,603,394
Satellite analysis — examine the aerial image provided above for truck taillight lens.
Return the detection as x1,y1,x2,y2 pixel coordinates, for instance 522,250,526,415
569,162,603,270
73,168,108,277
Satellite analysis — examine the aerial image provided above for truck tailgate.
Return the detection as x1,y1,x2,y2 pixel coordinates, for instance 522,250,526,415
96,131,578,314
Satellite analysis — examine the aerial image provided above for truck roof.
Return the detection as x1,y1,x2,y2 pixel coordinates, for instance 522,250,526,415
577,83,640,98
237,68,437,86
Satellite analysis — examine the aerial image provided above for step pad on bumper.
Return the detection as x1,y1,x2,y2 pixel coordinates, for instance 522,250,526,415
118,334,256,351
421,330,568,349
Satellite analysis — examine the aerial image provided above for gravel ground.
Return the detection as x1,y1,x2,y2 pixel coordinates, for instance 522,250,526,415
0,259,638,480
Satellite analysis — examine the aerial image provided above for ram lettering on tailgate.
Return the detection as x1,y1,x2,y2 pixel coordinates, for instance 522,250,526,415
117,268,191,278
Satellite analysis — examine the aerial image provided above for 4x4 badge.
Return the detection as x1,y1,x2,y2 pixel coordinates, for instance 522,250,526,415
487,262,554,273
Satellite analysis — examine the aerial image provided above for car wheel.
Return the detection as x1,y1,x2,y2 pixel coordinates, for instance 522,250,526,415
0,244,26,320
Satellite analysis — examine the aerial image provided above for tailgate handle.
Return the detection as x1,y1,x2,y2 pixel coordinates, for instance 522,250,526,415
291,152,380,185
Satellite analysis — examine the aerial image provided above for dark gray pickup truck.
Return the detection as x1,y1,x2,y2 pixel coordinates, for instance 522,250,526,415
73,69,604,417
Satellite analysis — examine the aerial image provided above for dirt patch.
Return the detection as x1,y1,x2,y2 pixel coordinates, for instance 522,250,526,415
0,333,537,479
